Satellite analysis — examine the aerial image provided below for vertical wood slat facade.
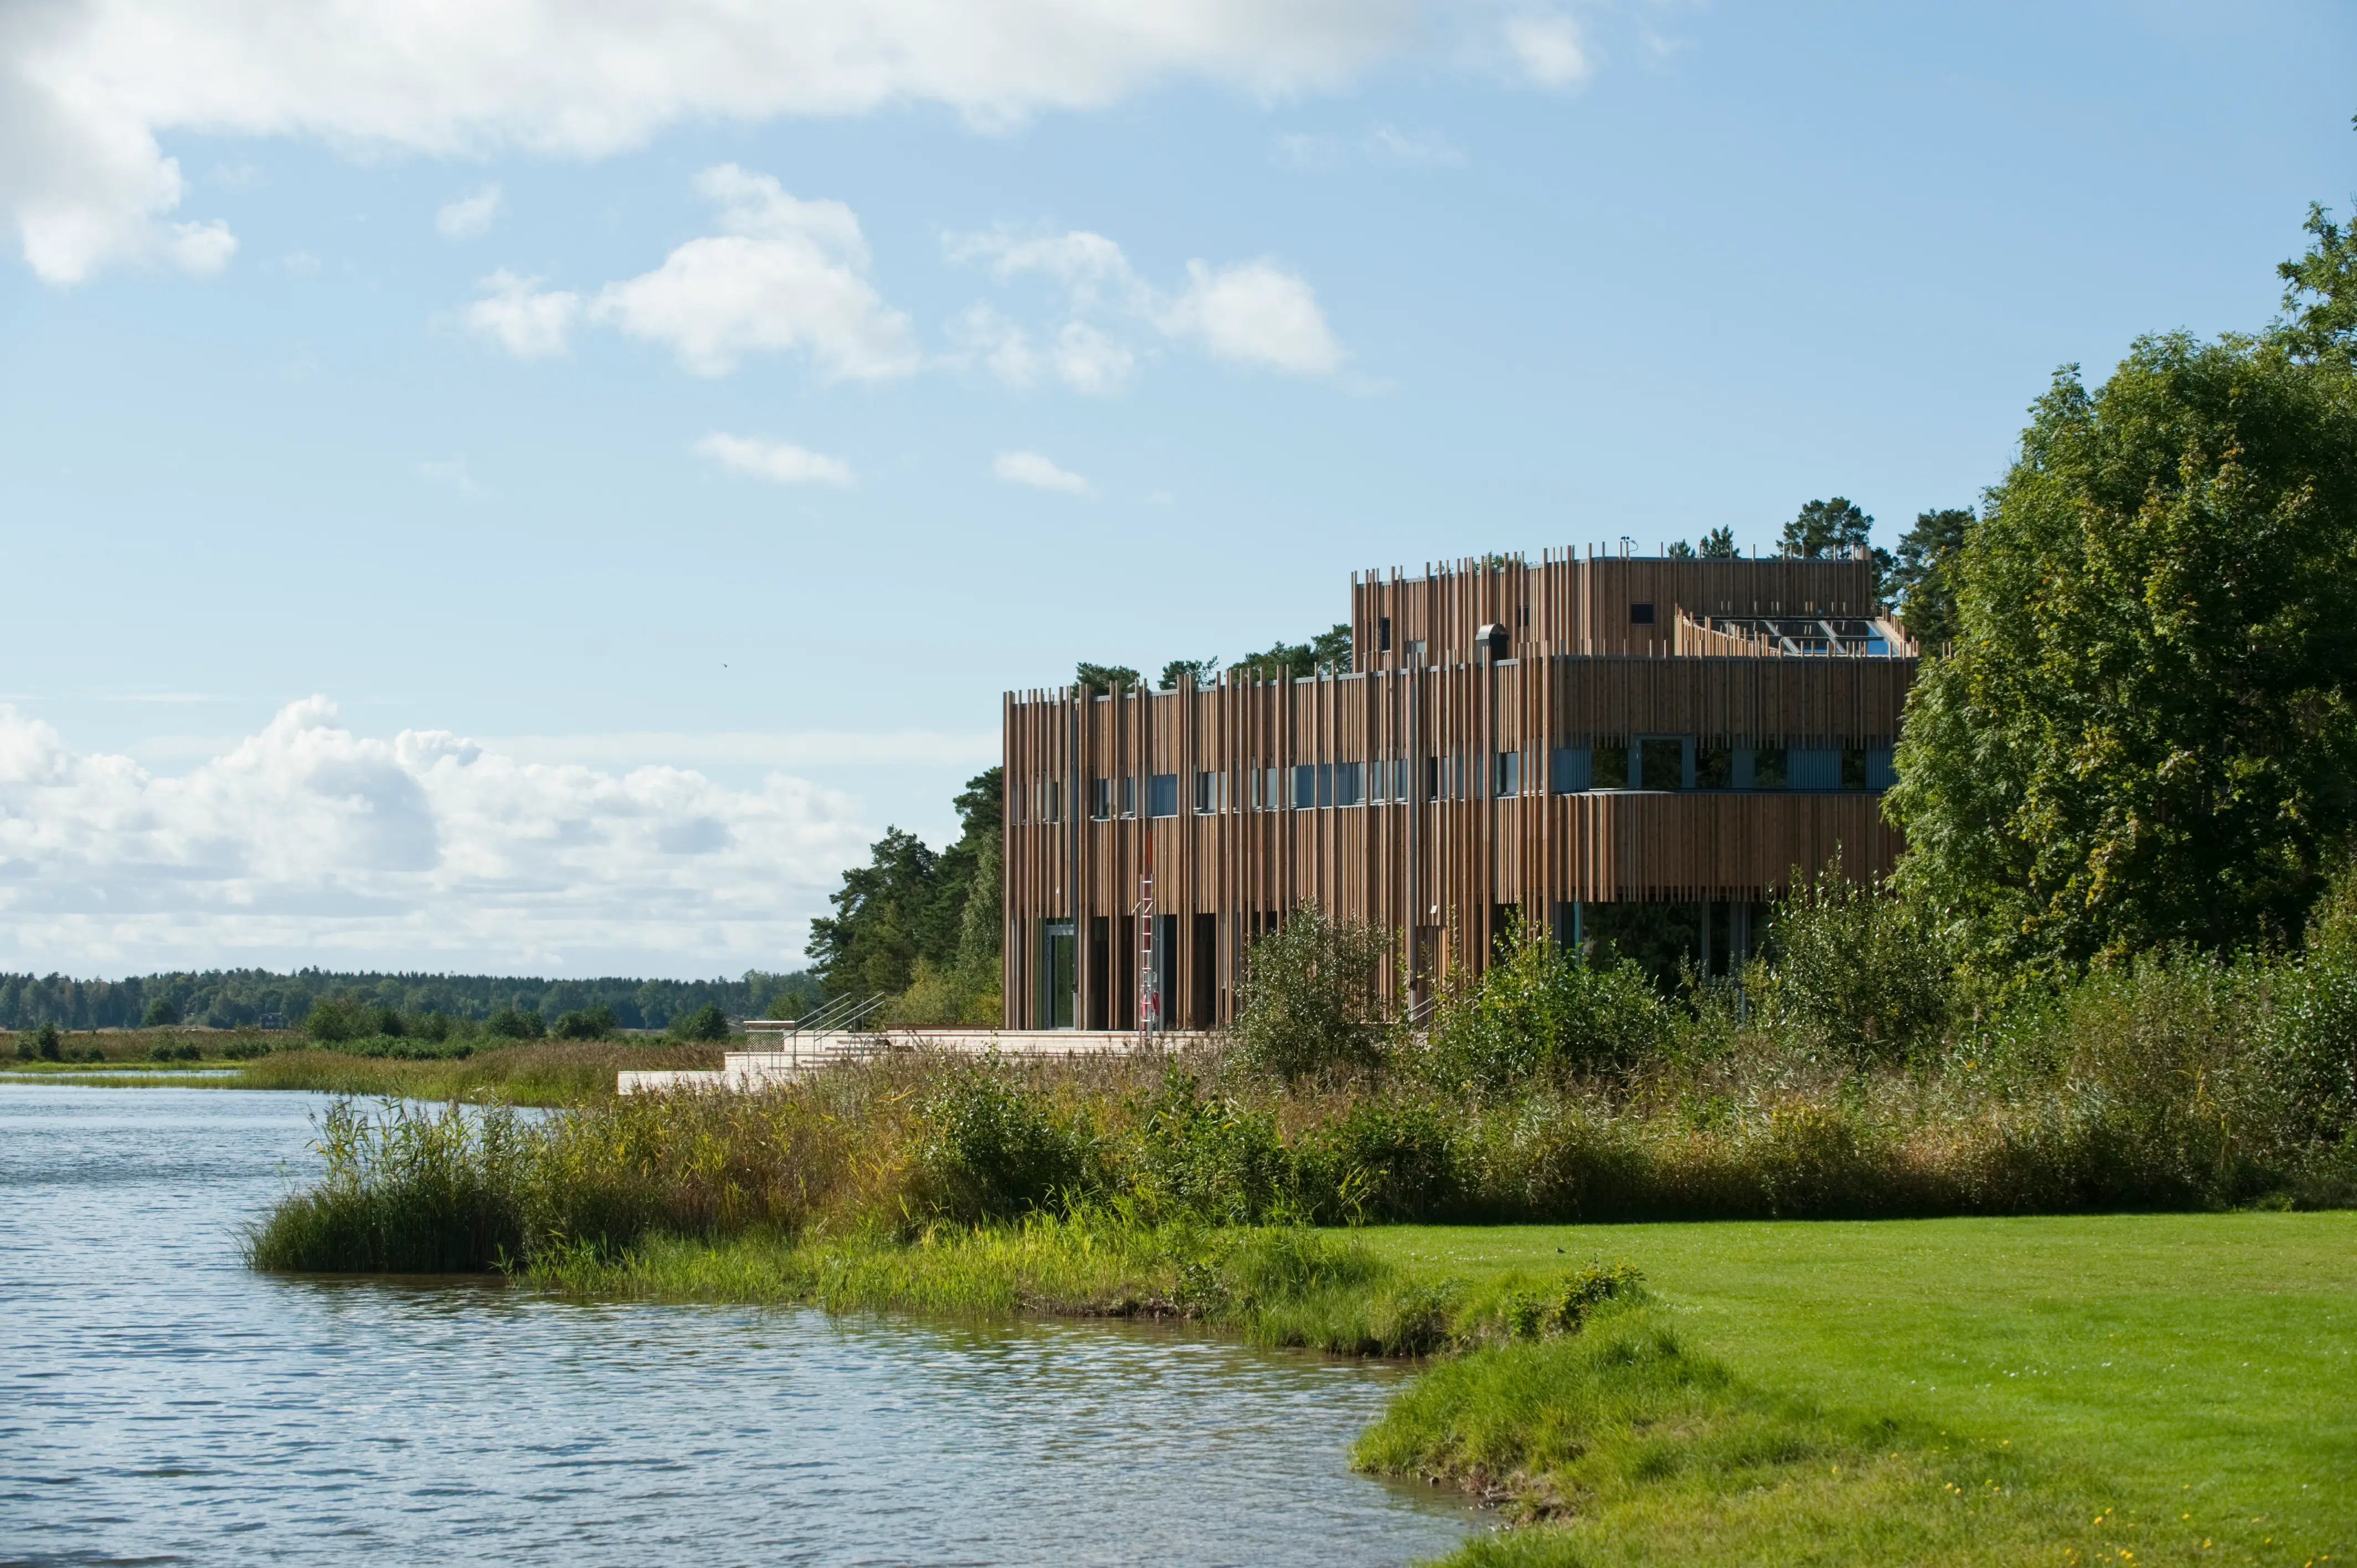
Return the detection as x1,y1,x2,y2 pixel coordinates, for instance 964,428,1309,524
1003,554,1916,1030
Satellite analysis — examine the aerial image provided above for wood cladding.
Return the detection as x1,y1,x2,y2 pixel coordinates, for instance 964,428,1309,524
1002,651,1913,1031
1352,550,1885,668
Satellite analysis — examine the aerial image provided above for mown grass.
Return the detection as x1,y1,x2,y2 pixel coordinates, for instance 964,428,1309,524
1358,1214,2354,1566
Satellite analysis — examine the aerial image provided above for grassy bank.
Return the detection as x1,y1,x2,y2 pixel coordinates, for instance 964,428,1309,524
0,1038,720,1106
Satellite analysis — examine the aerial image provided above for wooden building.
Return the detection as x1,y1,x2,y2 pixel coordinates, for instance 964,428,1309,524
1001,549,1917,1031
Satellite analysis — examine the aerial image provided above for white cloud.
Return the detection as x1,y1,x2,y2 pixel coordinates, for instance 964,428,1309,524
993,450,1090,495
464,268,581,358
1273,123,1464,170
0,698,876,974
486,729,1000,769
949,227,1341,384
1159,258,1342,374
695,431,855,488
1503,12,1589,87
435,182,503,240
585,165,915,380
2,1,1442,285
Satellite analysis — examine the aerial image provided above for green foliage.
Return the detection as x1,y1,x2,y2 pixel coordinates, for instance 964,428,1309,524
1073,661,1140,694
1229,624,1353,683
1780,495,1892,592
1698,525,1738,559
2278,195,2357,364
485,1006,545,1040
246,1100,530,1273
807,766,1002,1007
303,994,370,1043
1420,925,1664,1092
1232,904,1394,1080
913,1063,1098,1221
138,996,180,1028
1156,656,1219,689
1886,506,1974,650
1663,538,1696,559
33,1022,62,1060
666,1003,730,1043
551,1003,617,1041
1761,858,1953,1062
147,1040,200,1062
1889,326,2357,971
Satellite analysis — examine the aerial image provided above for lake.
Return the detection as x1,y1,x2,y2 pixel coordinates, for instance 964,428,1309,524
0,1084,1473,1566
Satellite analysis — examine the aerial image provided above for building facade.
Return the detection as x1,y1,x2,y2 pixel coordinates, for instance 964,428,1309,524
1001,548,1917,1031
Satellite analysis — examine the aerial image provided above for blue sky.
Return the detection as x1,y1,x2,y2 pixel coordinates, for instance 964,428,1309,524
1,1,2351,977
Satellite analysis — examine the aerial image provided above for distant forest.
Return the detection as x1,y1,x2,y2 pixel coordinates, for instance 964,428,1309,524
0,968,822,1033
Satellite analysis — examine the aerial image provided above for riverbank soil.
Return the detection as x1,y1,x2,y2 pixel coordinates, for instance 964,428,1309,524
1360,1211,2354,1563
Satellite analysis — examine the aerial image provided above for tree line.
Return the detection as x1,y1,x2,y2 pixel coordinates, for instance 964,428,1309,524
0,968,822,1033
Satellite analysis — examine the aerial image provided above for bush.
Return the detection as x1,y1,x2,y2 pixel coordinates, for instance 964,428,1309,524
552,1004,618,1041
1420,926,1665,1093
33,1023,61,1061
221,1037,272,1061
1763,857,1953,1062
913,1063,1098,1222
666,1004,730,1043
486,1007,545,1040
1233,905,1394,1080
303,996,369,1044
148,1040,201,1062
1133,1071,1294,1224
140,997,181,1028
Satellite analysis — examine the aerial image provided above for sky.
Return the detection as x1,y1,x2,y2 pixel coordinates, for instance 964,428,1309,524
1,1,2352,979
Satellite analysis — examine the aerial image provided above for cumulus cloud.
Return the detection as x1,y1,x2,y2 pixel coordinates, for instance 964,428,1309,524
993,450,1089,495
464,268,581,358
585,164,915,380
0,698,874,974
435,182,502,240
949,226,1341,386
2,2,1604,286
695,431,855,487
1160,258,1342,374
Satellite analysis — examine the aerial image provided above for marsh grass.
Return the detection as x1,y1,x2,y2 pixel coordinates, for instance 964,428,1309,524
230,1040,722,1106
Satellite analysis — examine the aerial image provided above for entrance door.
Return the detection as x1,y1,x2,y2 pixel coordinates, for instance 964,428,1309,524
1041,920,1076,1029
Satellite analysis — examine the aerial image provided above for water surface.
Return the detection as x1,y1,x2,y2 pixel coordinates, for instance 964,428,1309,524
0,1085,1470,1566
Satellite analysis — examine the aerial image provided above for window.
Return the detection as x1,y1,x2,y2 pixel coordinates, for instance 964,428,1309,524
1840,746,1868,792
1866,746,1897,791
1550,746,1591,793
1637,738,1686,791
1317,762,1333,808
1494,750,1521,797
1120,776,1136,818
1785,748,1839,790
1090,777,1111,820
1749,747,1789,790
1696,745,1733,790
1377,616,1392,653
1630,602,1656,626
1047,779,1063,822
1593,740,1631,789
1193,769,1225,814
1148,772,1179,817
1334,761,1363,807
1293,765,1316,810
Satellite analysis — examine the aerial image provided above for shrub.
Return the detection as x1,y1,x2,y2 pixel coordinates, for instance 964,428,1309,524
552,1004,618,1041
1296,1092,1461,1222
140,997,181,1028
221,1037,272,1061
34,1023,61,1061
1419,926,1665,1093
913,1063,1097,1221
371,1005,406,1038
303,996,369,1044
1763,857,1953,1061
1233,905,1394,1080
1131,1071,1293,1224
148,1040,201,1062
486,1007,545,1040
666,1003,730,1043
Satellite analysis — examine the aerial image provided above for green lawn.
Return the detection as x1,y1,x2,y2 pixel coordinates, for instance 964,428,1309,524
1360,1212,2355,1561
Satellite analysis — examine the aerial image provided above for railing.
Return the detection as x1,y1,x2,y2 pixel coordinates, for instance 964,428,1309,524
738,992,889,1067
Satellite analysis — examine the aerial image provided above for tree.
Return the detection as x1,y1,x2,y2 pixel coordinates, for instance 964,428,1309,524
1886,508,1975,651
668,1003,732,1042
806,827,940,998
1311,622,1352,674
1230,641,1314,682
2278,188,2356,365
1158,657,1219,689
1781,496,1893,596
1074,662,1140,695
552,1003,617,1040
140,996,180,1028
1889,256,2357,971
1232,904,1393,1080
1699,526,1739,559
1663,539,1697,559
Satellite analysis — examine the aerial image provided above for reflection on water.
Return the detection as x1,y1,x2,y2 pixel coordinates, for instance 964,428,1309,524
0,1085,1471,1566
